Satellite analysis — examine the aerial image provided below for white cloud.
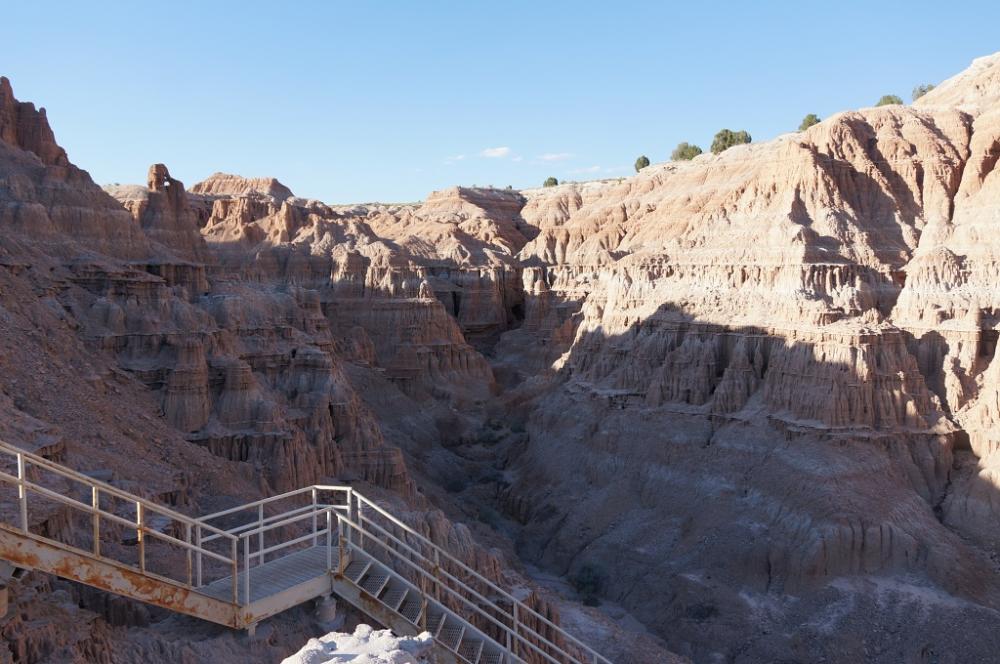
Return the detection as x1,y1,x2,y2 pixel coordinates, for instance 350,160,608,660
537,152,574,162
444,154,466,165
511,155,523,162
480,146,511,158
569,165,602,174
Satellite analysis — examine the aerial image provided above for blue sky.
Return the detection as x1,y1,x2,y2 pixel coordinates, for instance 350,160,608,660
4,1,999,203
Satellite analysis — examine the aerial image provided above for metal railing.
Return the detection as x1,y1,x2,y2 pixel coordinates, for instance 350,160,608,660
0,440,239,600
0,441,611,663
344,493,612,664
198,485,352,603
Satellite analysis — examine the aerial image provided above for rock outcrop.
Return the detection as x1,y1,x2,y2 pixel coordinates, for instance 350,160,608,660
0,77,149,261
0,76,650,663
493,52,1000,663
190,172,294,200
8,50,1000,664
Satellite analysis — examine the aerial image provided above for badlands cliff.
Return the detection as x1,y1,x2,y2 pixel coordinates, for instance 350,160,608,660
2,51,1000,663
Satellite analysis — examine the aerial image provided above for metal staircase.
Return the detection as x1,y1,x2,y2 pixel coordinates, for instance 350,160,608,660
0,441,612,664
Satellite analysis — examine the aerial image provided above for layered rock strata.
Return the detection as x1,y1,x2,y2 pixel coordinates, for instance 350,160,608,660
492,52,1000,662
0,76,647,662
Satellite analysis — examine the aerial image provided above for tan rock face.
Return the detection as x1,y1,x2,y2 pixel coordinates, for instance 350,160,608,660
189,180,529,358
8,50,1000,664
0,76,69,168
189,172,294,200
0,77,149,261
1,76,634,663
110,163,209,264
495,51,1000,663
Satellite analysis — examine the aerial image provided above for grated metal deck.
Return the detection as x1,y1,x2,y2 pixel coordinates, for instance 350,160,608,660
200,546,334,604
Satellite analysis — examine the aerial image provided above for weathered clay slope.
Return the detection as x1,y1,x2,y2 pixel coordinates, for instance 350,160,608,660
191,178,530,348
6,50,1000,664
494,52,1000,662
0,76,659,663
0,78,425,662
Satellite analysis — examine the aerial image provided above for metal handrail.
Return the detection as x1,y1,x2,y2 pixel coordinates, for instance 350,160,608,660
352,493,611,663
0,441,611,663
0,441,234,540
344,513,597,664
348,515,551,663
0,442,240,601
337,521,528,664
197,484,352,522
202,503,340,542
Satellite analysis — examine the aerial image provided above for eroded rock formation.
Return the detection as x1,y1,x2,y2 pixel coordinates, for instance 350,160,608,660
494,52,1000,663
0,75,658,663
5,51,1000,664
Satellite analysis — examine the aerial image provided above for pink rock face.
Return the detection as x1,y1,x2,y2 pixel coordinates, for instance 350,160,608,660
0,78,510,662
6,51,1000,664
500,51,1000,662
0,77,150,261
189,172,294,200
0,76,69,167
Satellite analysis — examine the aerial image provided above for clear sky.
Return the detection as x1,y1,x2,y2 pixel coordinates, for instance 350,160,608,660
4,1,999,203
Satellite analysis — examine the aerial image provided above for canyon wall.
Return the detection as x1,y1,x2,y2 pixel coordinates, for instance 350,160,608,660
0,76,654,663
490,53,1000,663
4,52,1000,664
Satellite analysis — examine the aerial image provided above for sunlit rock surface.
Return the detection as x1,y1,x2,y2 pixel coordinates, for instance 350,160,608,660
3,52,1000,663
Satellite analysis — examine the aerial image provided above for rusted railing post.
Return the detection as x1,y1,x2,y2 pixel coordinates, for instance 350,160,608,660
91,486,100,556
185,522,192,586
136,502,145,573
337,517,347,574
195,524,203,586
311,488,318,546
231,538,238,605
16,453,27,532
257,503,264,565
325,508,333,571
243,536,250,605
346,488,354,549
351,490,362,550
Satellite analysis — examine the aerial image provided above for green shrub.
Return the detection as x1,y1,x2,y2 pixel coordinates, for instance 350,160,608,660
912,84,935,101
570,563,607,606
634,155,650,172
710,129,752,155
543,177,558,187
798,113,820,131
671,142,703,161
875,94,903,106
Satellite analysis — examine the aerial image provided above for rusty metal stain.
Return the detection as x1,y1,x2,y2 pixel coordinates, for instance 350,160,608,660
0,525,242,628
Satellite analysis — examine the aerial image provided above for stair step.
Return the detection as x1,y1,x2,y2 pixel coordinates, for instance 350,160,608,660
426,607,446,635
457,634,484,662
358,568,391,597
382,583,408,612
399,594,423,624
478,648,504,664
439,622,465,650
344,560,370,584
